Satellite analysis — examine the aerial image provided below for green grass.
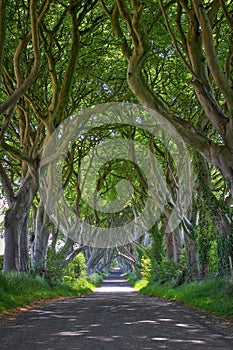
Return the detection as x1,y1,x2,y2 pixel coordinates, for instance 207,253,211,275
0,271,100,314
130,276,233,319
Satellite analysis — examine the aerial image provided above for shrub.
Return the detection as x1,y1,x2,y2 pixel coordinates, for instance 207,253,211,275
87,272,103,286
46,249,63,286
63,253,87,283
140,251,186,286
140,256,152,280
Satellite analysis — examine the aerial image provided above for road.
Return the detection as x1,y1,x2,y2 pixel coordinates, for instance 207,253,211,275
0,268,232,349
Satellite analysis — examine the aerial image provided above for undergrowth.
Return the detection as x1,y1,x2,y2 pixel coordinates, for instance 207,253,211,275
0,271,102,314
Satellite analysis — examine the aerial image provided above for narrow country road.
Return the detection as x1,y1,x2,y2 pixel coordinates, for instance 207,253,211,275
0,269,232,349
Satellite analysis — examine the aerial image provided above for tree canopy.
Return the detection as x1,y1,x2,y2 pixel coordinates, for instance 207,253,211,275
0,0,232,284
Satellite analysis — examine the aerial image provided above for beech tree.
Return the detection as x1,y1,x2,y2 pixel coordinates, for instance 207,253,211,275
0,0,48,272
0,0,106,272
0,0,232,281
0,0,129,273
101,0,233,274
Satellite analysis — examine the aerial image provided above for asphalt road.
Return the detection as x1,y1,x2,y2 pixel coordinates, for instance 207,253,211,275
0,268,233,349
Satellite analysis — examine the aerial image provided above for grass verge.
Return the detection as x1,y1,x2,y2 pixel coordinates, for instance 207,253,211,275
129,275,233,320
0,271,102,314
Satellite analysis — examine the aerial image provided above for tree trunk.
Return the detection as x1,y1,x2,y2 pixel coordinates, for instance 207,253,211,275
183,233,198,280
215,208,233,277
86,248,106,274
172,228,183,263
3,173,37,272
31,201,50,275
162,216,174,261
4,210,21,272
19,215,30,272
165,231,174,260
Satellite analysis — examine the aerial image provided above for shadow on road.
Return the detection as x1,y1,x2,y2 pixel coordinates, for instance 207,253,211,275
0,268,232,349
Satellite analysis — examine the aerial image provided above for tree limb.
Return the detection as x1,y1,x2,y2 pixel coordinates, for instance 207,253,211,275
0,0,6,89
219,0,233,30
0,0,50,141
192,0,233,111
0,162,15,206
116,245,138,265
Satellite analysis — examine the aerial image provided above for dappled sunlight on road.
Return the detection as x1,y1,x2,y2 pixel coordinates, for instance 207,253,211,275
152,337,206,344
0,269,232,350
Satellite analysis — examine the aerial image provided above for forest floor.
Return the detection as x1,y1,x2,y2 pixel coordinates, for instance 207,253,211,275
0,269,233,349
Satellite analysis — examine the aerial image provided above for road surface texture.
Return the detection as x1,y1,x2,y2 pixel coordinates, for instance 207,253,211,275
0,268,233,349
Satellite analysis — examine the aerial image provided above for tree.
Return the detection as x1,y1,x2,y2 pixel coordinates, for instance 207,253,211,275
0,0,105,272
101,0,233,275
1,0,232,281
0,0,129,273
102,1,233,188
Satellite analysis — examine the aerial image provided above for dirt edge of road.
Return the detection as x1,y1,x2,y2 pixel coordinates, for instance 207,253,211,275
0,297,71,325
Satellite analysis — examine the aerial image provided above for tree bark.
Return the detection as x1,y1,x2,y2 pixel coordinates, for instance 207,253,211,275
172,228,183,264
19,215,30,272
3,173,37,272
183,232,198,279
0,0,6,88
31,201,50,274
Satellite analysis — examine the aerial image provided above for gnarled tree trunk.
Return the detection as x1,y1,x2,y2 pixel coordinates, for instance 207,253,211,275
19,215,30,272
3,173,37,272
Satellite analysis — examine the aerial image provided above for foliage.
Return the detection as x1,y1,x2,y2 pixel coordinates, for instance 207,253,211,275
149,223,164,266
140,256,151,280
127,272,139,286
45,249,64,286
0,271,96,314
140,253,187,287
139,224,187,286
133,245,148,278
217,234,232,277
197,209,217,277
0,0,233,288
46,250,91,287
63,253,87,283
86,272,103,287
